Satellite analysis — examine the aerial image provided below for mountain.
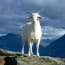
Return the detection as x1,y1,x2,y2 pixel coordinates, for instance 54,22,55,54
48,35,65,57
40,35,65,58
0,33,22,52
0,33,65,57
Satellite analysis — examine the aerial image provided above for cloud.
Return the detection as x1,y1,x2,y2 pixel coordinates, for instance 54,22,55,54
22,0,44,6
0,14,26,19
43,26,65,35
22,0,57,7
41,17,65,28
21,0,65,28
0,34,7,37
42,26,65,40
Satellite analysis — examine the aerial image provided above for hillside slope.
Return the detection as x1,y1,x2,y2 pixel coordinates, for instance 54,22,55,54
0,49,65,65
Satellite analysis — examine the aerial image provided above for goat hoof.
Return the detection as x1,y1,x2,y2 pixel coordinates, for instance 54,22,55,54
37,54,40,57
28,54,31,57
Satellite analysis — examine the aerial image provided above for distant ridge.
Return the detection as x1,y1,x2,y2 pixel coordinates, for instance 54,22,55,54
0,33,65,57
0,33,22,52
40,35,65,57
46,34,65,57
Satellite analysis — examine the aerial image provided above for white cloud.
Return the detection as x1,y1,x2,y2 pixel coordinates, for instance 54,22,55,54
43,26,65,35
42,37,58,40
0,34,7,37
42,26,65,40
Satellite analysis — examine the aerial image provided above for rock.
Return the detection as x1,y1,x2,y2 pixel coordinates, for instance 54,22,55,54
0,58,5,65
0,55,65,65
4,57,17,65
17,56,65,65
0,49,21,56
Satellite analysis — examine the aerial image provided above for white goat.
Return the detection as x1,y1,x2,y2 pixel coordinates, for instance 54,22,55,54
22,12,42,57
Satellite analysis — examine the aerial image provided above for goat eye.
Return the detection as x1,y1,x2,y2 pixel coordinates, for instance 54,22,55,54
30,16,32,18
38,17,41,19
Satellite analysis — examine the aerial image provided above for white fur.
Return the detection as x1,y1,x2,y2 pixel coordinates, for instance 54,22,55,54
22,13,42,56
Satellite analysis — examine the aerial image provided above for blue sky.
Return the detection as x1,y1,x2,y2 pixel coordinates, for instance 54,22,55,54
0,0,65,41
